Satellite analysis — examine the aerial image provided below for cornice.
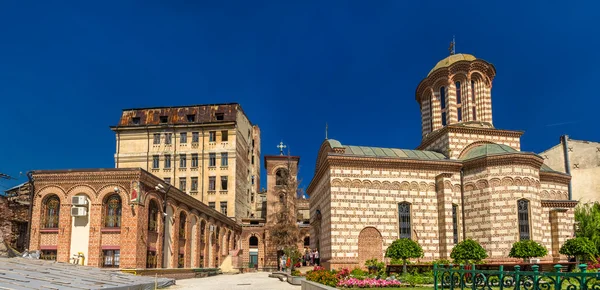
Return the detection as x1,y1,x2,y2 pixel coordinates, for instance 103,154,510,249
417,126,524,150
539,171,571,184
111,121,237,132
541,200,578,208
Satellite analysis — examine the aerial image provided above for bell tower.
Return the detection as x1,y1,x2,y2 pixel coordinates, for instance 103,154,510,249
264,147,300,226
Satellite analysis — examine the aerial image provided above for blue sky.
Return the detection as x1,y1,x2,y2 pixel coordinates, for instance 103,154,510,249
1,1,598,191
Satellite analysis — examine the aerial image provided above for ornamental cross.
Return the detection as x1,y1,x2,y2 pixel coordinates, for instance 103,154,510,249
277,141,287,156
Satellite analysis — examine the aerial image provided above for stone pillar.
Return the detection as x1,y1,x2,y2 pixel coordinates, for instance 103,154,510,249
435,173,455,259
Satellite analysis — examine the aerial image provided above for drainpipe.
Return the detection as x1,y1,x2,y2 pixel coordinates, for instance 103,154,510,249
460,169,466,240
561,135,572,200
25,171,35,252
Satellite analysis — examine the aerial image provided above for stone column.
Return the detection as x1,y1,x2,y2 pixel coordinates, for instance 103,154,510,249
435,173,455,259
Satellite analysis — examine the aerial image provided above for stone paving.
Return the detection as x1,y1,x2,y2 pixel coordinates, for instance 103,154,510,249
170,272,299,290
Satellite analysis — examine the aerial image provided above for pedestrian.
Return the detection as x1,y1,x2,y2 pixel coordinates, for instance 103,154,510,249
310,249,314,266
315,249,320,266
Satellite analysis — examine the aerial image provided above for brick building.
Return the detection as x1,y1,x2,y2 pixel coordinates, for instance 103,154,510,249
308,52,576,270
27,168,241,269
0,182,31,252
111,103,260,220
239,153,310,271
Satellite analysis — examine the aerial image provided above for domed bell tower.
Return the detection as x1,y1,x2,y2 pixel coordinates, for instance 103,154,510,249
415,52,497,138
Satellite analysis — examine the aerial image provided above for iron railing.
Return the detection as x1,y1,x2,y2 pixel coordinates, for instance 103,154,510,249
433,264,600,290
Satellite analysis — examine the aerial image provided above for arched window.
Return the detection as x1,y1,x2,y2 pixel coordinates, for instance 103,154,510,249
249,236,258,247
276,169,288,186
179,212,187,239
471,80,477,120
456,82,462,122
452,204,459,244
148,200,159,232
43,195,60,229
104,194,122,228
398,202,411,239
518,199,530,240
440,87,447,126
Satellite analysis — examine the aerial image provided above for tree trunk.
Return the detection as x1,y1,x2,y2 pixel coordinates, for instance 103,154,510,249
403,260,407,274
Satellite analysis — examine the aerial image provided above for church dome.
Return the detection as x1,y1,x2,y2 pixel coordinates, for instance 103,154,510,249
428,53,477,76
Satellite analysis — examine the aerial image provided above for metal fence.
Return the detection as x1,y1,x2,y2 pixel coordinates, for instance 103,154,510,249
433,264,600,290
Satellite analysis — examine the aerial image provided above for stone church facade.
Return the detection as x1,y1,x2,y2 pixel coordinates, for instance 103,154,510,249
308,53,576,270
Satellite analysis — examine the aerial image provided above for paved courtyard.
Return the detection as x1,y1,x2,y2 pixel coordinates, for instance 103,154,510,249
169,272,299,290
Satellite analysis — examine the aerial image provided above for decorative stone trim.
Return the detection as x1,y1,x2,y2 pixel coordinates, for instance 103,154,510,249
541,200,578,208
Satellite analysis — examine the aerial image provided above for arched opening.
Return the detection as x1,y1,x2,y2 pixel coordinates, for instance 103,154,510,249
178,212,187,268
358,227,383,267
440,86,447,126
249,236,258,247
104,194,122,228
455,81,462,121
398,202,411,239
276,169,288,186
518,199,530,240
43,195,60,229
248,235,259,269
303,236,310,247
148,199,159,232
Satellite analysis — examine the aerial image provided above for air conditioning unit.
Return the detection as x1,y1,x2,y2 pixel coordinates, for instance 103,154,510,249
71,207,88,217
529,258,540,264
72,196,88,206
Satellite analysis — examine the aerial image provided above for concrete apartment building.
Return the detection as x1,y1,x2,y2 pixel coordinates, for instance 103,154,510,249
540,137,600,203
111,103,260,220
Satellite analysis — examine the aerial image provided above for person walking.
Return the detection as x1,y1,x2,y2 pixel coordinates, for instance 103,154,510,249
315,249,320,266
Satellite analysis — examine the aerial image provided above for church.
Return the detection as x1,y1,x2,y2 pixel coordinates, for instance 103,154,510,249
308,52,576,270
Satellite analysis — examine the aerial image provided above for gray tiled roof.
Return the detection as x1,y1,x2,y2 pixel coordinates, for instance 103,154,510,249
326,139,447,160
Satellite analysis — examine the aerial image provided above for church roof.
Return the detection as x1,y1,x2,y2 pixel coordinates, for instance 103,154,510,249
326,139,447,160
460,143,517,160
428,53,477,76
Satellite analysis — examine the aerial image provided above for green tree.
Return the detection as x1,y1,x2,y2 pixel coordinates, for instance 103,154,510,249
385,238,423,274
559,237,598,263
574,202,600,255
508,240,548,262
450,239,488,264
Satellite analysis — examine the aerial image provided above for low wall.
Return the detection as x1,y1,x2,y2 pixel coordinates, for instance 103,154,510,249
121,268,221,280
301,280,337,290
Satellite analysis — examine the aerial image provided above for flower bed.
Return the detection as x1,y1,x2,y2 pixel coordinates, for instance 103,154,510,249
338,277,402,288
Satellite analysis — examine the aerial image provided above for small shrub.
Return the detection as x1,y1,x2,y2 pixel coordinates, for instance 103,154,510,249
399,272,434,287
450,239,488,264
509,240,548,261
291,269,301,276
350,267,368,279
305,269,339,287
365,258,386,277
560,237,598,262
336,268,350,280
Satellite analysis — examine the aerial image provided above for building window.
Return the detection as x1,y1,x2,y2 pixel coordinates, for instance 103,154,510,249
191,154,198,167
221,176,228,190
221,152,228,166
279,193,285,203
251,175,255,185
209,153,216,167
165,133,172,145
104,194,122,228
178,254,184,268
180,154,187,168
153,155,159,169
131,117,140,125
209,131,216,142
159,116,168,123
187,114,195,122
441,112,447,126
456,81,462,122
180,132,187,144
102,250,120,267
148,200,159,232
471,80,477,120
192,132,199,143
276,169,288,186
249,236,258,247
43,195,60,229
164,177,171,184
398,202,411,239
518,199,530,240
164,155,171,168
179,212,187,239
179,177,187,191
452,204,459,244
41,250,57,261
209,202,215,209
251,192,254,203
153,134,160,145
215,113,224,120
220,202,227,215
457,108,462,122
221,130,228,142
304,236,310,247
440,86,447,126
209,176,216,190
191,177,198,191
